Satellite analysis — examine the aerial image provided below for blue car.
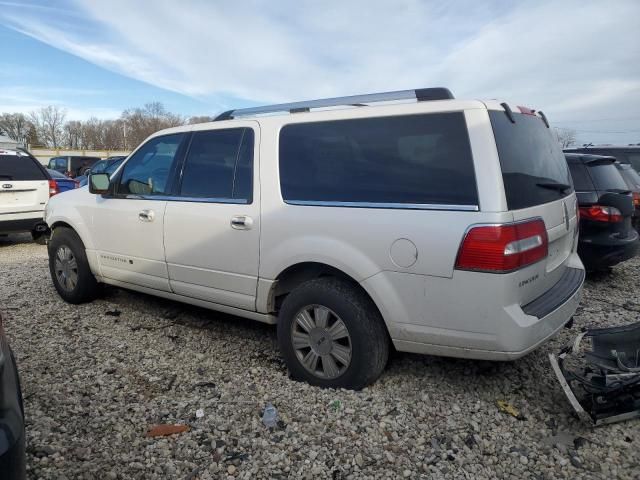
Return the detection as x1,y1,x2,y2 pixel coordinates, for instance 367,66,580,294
47,169,78,193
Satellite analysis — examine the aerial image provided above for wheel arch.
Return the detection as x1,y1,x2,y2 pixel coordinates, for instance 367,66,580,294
266,261,390,333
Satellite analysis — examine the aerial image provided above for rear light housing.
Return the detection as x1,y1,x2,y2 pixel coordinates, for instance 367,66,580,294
48,179,59,197
455,219,548,273
632,192,640,208
579,205,623,223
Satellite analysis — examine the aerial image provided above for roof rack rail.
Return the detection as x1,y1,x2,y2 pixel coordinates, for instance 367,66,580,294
214,87,454,121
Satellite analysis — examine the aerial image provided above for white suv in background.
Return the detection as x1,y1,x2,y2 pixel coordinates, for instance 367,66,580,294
44,88,585,389
1,149,53,242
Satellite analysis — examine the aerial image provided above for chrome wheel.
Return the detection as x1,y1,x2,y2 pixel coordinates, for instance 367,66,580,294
54,245,78,292
291,305,352,379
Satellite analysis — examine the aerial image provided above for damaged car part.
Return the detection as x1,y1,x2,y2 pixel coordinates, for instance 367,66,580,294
549,321,640,425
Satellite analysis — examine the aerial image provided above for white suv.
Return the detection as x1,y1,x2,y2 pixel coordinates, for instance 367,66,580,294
1,149,53,242
44,88,585,389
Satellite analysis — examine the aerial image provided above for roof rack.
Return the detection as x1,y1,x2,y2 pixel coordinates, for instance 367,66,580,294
214,87,454,121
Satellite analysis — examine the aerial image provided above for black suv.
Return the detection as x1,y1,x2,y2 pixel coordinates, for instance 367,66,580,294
614,161,640,231
565,146,640,172
566,153,639,270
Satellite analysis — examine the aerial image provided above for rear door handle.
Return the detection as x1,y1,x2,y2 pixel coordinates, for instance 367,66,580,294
138,209,155,222
230,215,253,230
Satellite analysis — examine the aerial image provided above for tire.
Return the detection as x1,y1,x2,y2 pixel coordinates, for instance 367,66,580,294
48,227,98,304
277,277,389,390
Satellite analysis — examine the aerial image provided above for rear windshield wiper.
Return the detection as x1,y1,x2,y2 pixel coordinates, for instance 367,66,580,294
536,182,572,193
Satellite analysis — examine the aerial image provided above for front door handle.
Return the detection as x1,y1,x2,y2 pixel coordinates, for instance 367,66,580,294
230,215,253,230
139,209,155,222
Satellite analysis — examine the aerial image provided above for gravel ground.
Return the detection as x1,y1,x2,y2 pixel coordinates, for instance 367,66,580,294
1,233,639,480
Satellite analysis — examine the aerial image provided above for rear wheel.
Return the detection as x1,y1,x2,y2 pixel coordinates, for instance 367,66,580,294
277,278,389,390
48,227,98,304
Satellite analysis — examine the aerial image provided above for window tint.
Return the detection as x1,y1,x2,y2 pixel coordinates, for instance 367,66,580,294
54,158,67,170
179,128,253,201
279,113,477,206
0,155,47,180
117,133,185,195
105,158,124,175
490,111,573,210
620,165,640,189
588,163,629,191
568,163,593,191
91,160,109,174
628,154,640,172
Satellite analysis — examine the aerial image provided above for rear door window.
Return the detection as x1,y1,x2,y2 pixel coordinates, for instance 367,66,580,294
568,163,594,191
0,154,47,181
279,112,477,206
179,128,253,202
490,111,573,210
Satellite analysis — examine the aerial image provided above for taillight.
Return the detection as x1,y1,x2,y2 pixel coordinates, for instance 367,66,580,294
578,205,622,223
633,192,640,207
455,219,548,273
48,179,59,197
74,180,80,189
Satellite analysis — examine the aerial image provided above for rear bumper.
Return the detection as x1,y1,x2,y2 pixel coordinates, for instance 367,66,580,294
0,216,47,234
364,254,585,361
578,231,639,269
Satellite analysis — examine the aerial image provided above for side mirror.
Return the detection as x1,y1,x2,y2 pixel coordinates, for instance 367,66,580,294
89,173,110,194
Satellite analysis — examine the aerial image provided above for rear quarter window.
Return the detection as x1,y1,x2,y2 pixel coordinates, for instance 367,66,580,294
279,112,478,207
490,111,572,210
0,154,47,181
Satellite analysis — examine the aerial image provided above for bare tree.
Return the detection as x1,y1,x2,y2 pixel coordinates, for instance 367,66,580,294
121,102,184,148
0,113,34,144
187,115,216,124
555,128,577,149
30,106,67,148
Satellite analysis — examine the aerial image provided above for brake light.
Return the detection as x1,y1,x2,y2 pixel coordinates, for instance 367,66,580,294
579,205,623,223
455,219,548,273
517,106,536,115
48,179,59,197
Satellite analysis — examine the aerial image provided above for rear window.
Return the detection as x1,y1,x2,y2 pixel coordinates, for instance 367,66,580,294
568,163,594,191
490,111,573,210
0,154,47,181
588,162,629,191
279,113,478,207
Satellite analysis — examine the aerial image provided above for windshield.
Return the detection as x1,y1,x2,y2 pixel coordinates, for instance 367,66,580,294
490,110,573,210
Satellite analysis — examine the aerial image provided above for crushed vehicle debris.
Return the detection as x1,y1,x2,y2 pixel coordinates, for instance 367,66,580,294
550,320,640,426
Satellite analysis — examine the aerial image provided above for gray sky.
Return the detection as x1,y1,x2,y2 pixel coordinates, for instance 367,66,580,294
2,0,639,145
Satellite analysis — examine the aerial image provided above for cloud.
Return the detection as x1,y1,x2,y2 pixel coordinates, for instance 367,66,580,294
1,0,639,143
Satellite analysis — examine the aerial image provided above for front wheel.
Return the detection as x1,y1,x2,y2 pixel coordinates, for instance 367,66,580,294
48,227,98,304
277,278,389,390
